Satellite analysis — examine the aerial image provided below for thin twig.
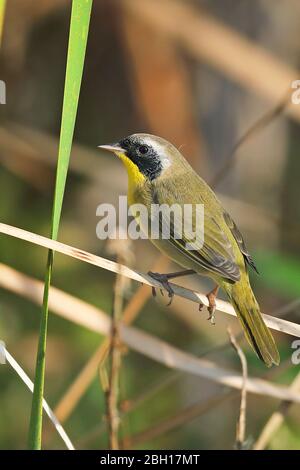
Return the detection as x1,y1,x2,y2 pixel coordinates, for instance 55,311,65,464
83,336,246,446
106,261,125,450
124,359,291,450
105,235,138,449
228,327,248,449
105,235,134,450
78,357,291,448
210,97,289,188
253,371,300,450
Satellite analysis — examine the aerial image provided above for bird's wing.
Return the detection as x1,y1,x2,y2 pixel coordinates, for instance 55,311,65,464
151,179,241,282
223,211,259,274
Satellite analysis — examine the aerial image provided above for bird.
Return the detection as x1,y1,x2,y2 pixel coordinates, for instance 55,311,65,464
99,133,280,367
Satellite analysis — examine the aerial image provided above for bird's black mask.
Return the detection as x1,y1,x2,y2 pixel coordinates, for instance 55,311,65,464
118,136,163,181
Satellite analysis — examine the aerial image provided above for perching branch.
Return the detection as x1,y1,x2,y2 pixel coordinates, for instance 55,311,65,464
0,223,299,338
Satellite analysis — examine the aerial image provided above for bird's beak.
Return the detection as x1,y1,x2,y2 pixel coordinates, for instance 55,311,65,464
98,144,124,153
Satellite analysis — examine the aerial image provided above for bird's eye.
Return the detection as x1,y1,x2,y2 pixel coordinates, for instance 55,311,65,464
121,138,130,149
138,144,149,155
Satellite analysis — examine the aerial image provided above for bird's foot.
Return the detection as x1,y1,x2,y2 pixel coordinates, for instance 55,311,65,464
198,285,219,324
148,271,174,306
207,304,216,325
206,285,219,325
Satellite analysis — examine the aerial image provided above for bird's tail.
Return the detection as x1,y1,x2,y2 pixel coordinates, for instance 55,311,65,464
222,277,280,367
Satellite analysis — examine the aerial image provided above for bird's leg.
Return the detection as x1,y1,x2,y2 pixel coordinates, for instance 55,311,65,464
205,285,219,325
148,269,195,306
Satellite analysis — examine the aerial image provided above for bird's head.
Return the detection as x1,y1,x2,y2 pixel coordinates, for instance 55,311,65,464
99,133,183,184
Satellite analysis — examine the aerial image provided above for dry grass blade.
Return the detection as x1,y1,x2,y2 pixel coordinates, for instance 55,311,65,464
0,223,299,338
1,263,300,404
0,345,74,450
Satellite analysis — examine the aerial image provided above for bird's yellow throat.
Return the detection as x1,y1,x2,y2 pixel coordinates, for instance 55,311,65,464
116,151,146,204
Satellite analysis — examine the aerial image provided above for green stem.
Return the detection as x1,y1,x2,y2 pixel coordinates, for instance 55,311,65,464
27,0,93,449
0,0,6,47
28,251,53,450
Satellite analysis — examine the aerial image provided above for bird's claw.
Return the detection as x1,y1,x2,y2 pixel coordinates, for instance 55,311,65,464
206,290,217,325
148,271,174,306
207,305,216,325
199,286,219,325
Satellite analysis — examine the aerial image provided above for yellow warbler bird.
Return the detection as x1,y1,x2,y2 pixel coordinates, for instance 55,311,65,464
99,134,279,367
